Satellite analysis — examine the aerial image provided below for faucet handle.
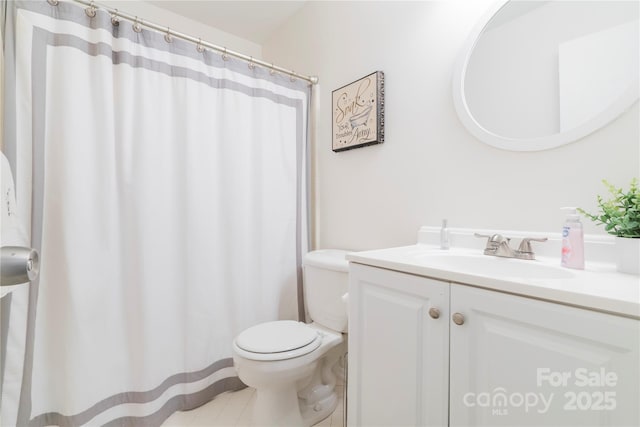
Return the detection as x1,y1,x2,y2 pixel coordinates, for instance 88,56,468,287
517,237,548,259
475,233,506,243
489,234,510,243
473,233,498,255
478,233,511,246
475,233,511,255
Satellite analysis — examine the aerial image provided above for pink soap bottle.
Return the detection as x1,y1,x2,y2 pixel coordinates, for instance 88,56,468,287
561,207,584,270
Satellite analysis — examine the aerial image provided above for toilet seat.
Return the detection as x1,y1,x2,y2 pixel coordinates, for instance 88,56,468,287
234,320,322,361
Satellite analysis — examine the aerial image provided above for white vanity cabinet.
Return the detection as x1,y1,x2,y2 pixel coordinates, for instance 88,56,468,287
449,283,639,427
347,263,450,426
348,263,640,427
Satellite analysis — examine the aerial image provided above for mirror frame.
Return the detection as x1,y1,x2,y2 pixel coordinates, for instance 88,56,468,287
452,0,639,151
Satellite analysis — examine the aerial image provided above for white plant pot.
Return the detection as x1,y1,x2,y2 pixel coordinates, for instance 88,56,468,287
615,236,640,275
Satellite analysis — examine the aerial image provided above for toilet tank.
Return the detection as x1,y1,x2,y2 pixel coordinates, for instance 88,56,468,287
303,249,349,333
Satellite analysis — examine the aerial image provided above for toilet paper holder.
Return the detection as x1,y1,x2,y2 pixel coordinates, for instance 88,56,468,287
1,246,40,286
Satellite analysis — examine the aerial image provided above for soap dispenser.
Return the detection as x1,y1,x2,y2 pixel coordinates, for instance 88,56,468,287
440,219,450,250
561,207,584,270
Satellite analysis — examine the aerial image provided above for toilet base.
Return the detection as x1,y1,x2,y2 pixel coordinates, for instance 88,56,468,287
299,390,338,426
248,385,338,427
244,345,345,426
297,344,343,425
233,324,346,427
250,385,305,426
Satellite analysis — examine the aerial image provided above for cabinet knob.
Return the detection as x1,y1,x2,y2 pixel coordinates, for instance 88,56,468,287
452,312,465,325
428,307,440,319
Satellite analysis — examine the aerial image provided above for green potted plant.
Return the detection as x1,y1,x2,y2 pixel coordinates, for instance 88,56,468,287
579,178,639,275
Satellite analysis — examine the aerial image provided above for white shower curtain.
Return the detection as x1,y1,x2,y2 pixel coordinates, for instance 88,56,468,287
1,1,309,425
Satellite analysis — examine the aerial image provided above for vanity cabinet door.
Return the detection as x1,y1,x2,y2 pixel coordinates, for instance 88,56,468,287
449,283,640,427
348,264,449,427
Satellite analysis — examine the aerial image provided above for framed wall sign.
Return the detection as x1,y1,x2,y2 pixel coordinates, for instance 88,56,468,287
332,71,385,152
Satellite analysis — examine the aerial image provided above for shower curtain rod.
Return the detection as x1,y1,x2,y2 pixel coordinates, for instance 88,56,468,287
66,0,319,85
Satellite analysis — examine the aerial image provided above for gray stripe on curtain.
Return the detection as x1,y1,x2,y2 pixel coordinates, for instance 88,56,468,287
5,1,311,425
29,360,244,427
2,0,18,184
0,293,12,400
101,377,247,427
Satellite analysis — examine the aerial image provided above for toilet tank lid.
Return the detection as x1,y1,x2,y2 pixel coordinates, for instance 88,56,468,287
303,249,349,272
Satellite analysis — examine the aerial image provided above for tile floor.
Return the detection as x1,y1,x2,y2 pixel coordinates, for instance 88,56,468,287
162,385,345,427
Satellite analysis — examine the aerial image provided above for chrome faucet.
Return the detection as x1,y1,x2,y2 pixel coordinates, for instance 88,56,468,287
475,233,547,260
475,233,514,257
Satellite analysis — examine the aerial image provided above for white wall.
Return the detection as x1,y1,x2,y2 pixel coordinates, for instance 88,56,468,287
264,0,640,251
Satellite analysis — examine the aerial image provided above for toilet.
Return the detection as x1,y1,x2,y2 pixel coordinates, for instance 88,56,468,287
232,249,349,426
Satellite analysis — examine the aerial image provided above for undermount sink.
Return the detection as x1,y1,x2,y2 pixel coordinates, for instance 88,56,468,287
414,252,575,280
346,227,639,319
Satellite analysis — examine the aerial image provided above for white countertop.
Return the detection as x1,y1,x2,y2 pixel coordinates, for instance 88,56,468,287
347,244,640,319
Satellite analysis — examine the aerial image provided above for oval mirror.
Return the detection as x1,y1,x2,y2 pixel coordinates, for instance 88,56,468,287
453,0,639,151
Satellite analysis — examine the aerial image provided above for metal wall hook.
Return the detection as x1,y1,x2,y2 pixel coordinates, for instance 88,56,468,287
46,0,59,6
164,27,173,43
196,38,205,53
85,1,97,18
132,17,142,33
1,246,40,286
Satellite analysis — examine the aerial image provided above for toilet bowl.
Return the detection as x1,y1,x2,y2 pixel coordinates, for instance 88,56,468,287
232,249,349,426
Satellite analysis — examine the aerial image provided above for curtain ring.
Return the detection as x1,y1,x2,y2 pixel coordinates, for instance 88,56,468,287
269,63,276,76
164,27,173,43
248,57,255,70
132,17,142,33
110,10,120,27
46,0,59,6
290,73,297,83
196,38,205,53
222,47,229,61
85,1,97,18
